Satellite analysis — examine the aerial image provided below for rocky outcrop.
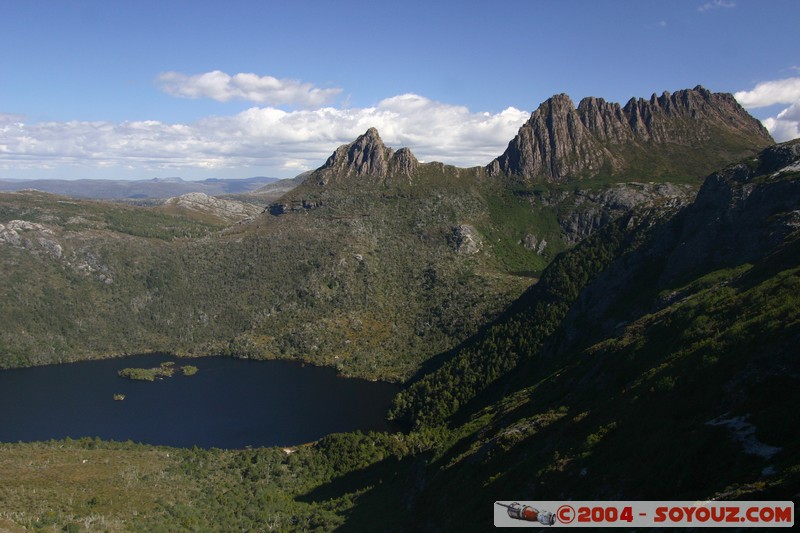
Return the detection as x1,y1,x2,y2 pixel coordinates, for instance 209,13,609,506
449,224,482,255
312,128,419,185
268,129,422,216
163,192,262,223
0,220,64,260
488,86,774,182
267,199,323,215
521,233,547,255
557,182,695,244
392,147,419,177
488,94,620,181
659,139,800,283
0,219,113,283
563,139,800,340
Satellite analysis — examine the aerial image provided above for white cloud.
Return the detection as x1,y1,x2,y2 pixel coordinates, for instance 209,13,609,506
156,70,342,107
762,103,800,142
734,78,800,108
698,0,735,12
735,78,800,142
0,97,530,178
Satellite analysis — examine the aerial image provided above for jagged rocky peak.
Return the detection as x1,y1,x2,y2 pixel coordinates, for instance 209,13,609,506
487,93,617,181
393,147,419,176
313,128,418,185
489,86,774,182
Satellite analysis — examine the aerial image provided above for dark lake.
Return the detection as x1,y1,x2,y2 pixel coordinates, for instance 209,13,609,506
0,354,400,448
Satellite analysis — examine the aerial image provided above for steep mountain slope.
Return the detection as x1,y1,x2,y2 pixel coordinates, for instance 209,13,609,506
378,140,800,530
488,86,773,181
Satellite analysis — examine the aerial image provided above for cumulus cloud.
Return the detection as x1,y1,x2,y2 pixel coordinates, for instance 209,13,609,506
698,0,735,12
734,78,800,108
156,70,342,107
762,103,800,142
0,96,530,177
735,78,800,142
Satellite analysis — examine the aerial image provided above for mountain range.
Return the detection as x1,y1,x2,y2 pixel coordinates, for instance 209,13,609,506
489,86,772,181
0,176,278,199
0,87,797,531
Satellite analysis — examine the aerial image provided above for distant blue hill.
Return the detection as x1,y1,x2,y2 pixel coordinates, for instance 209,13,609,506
0,176,279,199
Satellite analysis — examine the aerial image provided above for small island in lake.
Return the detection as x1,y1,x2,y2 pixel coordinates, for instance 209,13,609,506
118,361,199,381
113,393,126,401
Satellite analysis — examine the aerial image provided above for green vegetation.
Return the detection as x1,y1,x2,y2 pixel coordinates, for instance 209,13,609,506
0,191,224,239
0,177,540,380
0,175,686,380
118,362,197,381
391,215,634,426
476,186,563,275
0,433,443,532
0,141,797,531
181,365,198,376
3,231,797,531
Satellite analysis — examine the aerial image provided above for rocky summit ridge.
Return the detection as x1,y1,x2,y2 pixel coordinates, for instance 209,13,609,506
312,127,419,185
487,86,774,181
290,87,771,190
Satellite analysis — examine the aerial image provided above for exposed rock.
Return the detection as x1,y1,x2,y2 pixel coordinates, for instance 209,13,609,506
164,192,262,223
267,198,322,216
706,414,781,459
557,182,695,244
268,129,424,216
521,234,547,255
0,223,22,246
562,139,800,342
659,139,800,284
0,220,57,250
314,128,392,185
312,128,420,186
393,147,419,177
449,224,482,255
37,237,63,258
70,247,114,284
488,86,774,182
488,94,619,181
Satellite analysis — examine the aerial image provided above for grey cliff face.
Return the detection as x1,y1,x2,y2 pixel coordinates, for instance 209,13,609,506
660,139,800,283
313,128,418,185
488,86,774,182
392,147,419,177
561,139,800,342
558,182,696,244
487,94,618,181
268,129,420,216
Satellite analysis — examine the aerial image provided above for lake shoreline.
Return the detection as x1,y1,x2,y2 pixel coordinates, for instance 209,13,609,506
0,354,401,449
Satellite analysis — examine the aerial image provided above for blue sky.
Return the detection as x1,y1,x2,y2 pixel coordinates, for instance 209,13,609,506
2,0,799,180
